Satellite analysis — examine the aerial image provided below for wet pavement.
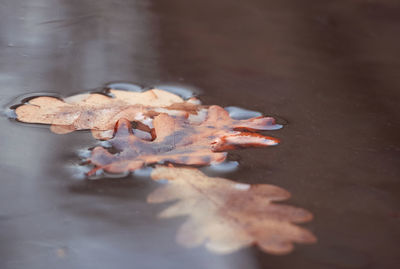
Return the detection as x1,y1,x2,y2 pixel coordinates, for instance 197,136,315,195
0,0,399,268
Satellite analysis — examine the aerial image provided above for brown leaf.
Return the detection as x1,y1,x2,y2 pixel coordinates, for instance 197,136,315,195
148,166,316,254
15,89,200,139
88,105,281,175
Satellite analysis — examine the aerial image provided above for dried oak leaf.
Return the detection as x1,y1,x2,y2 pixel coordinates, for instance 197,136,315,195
148,166,316,254
15,89,200,139
88,105,281,174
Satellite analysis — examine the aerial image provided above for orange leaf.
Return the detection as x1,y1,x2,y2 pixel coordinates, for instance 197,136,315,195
148,166,316,254
15,89,200,139
88,106,280,174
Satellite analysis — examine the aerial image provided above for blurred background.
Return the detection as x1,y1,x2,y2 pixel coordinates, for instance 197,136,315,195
0,0,399,268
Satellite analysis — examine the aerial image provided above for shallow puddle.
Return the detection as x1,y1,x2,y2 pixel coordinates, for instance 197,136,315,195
1,0,399,269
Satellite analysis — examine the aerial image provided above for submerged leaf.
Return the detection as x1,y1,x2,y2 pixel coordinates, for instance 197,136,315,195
148,166,316,254
15,89,200,139
88,105,281,174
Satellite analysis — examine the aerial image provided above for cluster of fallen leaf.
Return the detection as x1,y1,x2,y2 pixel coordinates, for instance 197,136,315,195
14,87,316,254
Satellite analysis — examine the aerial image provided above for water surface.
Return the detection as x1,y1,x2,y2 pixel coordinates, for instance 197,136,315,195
1,0,399,269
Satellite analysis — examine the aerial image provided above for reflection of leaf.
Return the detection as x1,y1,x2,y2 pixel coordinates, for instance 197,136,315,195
15,89,200,139
148,166,316,255
88,105,281,175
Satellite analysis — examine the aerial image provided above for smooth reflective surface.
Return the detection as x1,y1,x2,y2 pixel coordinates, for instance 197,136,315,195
1,0,399,268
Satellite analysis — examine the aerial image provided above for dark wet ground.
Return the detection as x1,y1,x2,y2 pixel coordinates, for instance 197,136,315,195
1,0,399,268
